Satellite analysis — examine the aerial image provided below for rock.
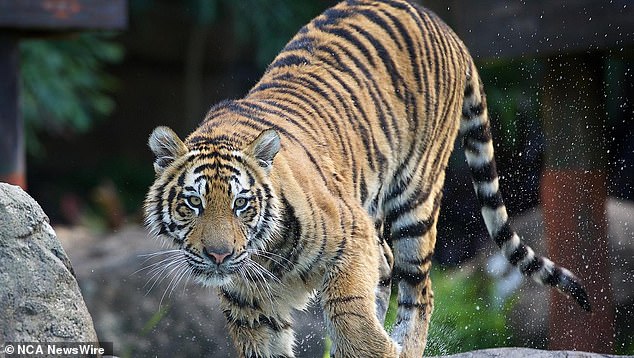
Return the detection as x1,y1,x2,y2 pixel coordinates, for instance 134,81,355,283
437,347,621,357
57,225,326,357
0,183,98,344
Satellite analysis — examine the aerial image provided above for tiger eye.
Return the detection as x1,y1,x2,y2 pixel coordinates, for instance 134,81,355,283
234,197,247,210
187,196,202,207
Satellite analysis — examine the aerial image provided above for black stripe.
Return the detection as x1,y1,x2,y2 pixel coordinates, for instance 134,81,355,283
239,100,320,144
196,151,244,163
260,315,292,332
270,196,302,276
391,218,433,241
462,102,484,119
348,23,408,100
313,7,351,28
193,162,241,175
393,267,427,285
294,73,354,161
298,220,328,284
492,223,514,248
357,8,404,51
324,26,376,68
268,54,310,70
381,0,426,37
325,296,364,305
384,184,427,227
403,252,433,266
366,79,395,145
189,134,242,149
359,170,368,203
224,312,291,332
282,35,315,53
312,42,393,161
330,311,366,321
508,242,528,266
477,190,504,209
249,79,286,94
332,236,347,265
545,265,562,287
565,278,592,311
350,16,421,94
314,45,378,171
464,83,474,97
520,256,543,276
397,300,426,310
388,193,441,242
220,287,260,310
463,123,493,143
469,160,498,182
259,73,337,134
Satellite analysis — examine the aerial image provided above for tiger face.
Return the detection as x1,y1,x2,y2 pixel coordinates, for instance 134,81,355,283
144,126,282,286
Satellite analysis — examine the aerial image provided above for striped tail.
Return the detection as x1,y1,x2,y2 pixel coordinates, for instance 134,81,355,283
459,69,591,312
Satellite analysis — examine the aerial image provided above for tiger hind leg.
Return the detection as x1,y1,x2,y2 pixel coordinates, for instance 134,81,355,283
388,195,441,357
375,238,394,324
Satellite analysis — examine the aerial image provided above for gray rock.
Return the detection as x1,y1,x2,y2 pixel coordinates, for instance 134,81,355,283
437,347,622,357
0,183,98,344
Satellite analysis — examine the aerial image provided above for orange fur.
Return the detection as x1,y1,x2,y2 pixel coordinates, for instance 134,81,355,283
144,1,589,357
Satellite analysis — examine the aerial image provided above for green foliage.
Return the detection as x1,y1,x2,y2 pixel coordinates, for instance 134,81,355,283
425,267,514,355
20,33,123,155
383,266,514,356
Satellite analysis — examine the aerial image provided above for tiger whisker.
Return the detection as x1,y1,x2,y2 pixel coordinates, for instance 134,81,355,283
160,260,189,306
243,261,274,309
144,257,188,294
145,256,187,281
247,249,293,272
249,258,283,286
132,251,183,276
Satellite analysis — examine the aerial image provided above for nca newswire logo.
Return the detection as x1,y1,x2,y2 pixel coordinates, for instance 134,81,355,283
1,342,113,357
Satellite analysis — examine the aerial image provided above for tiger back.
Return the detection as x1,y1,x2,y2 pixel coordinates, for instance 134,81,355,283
144,0,590,357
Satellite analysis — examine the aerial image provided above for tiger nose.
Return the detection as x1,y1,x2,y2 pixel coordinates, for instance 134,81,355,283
203,246,233,264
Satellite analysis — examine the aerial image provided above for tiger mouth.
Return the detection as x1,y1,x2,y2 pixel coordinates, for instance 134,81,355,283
184,250,243,286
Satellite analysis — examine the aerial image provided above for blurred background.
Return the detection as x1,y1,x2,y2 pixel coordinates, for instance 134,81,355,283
1,0,633,357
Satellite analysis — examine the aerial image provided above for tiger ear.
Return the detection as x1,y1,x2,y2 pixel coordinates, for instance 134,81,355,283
148,126,188,174
245,129,281,172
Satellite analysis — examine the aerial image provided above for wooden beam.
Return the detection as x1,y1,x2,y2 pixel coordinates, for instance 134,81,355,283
0,35,25,189
0,0,127,31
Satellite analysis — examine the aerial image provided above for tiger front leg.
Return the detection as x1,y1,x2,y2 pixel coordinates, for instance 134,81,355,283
220,288,296,358
321,226,399,358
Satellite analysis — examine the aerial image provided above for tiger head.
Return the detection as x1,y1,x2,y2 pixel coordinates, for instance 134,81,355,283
143,126,282,286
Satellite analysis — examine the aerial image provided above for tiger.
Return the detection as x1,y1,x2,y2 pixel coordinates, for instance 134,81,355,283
143,0,591,357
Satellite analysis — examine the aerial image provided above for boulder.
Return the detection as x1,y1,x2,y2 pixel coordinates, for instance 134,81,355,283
0,183,97,344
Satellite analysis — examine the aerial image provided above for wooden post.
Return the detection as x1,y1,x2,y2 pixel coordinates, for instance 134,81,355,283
0,35,25,188
0,0,127,190
540,54,615,352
